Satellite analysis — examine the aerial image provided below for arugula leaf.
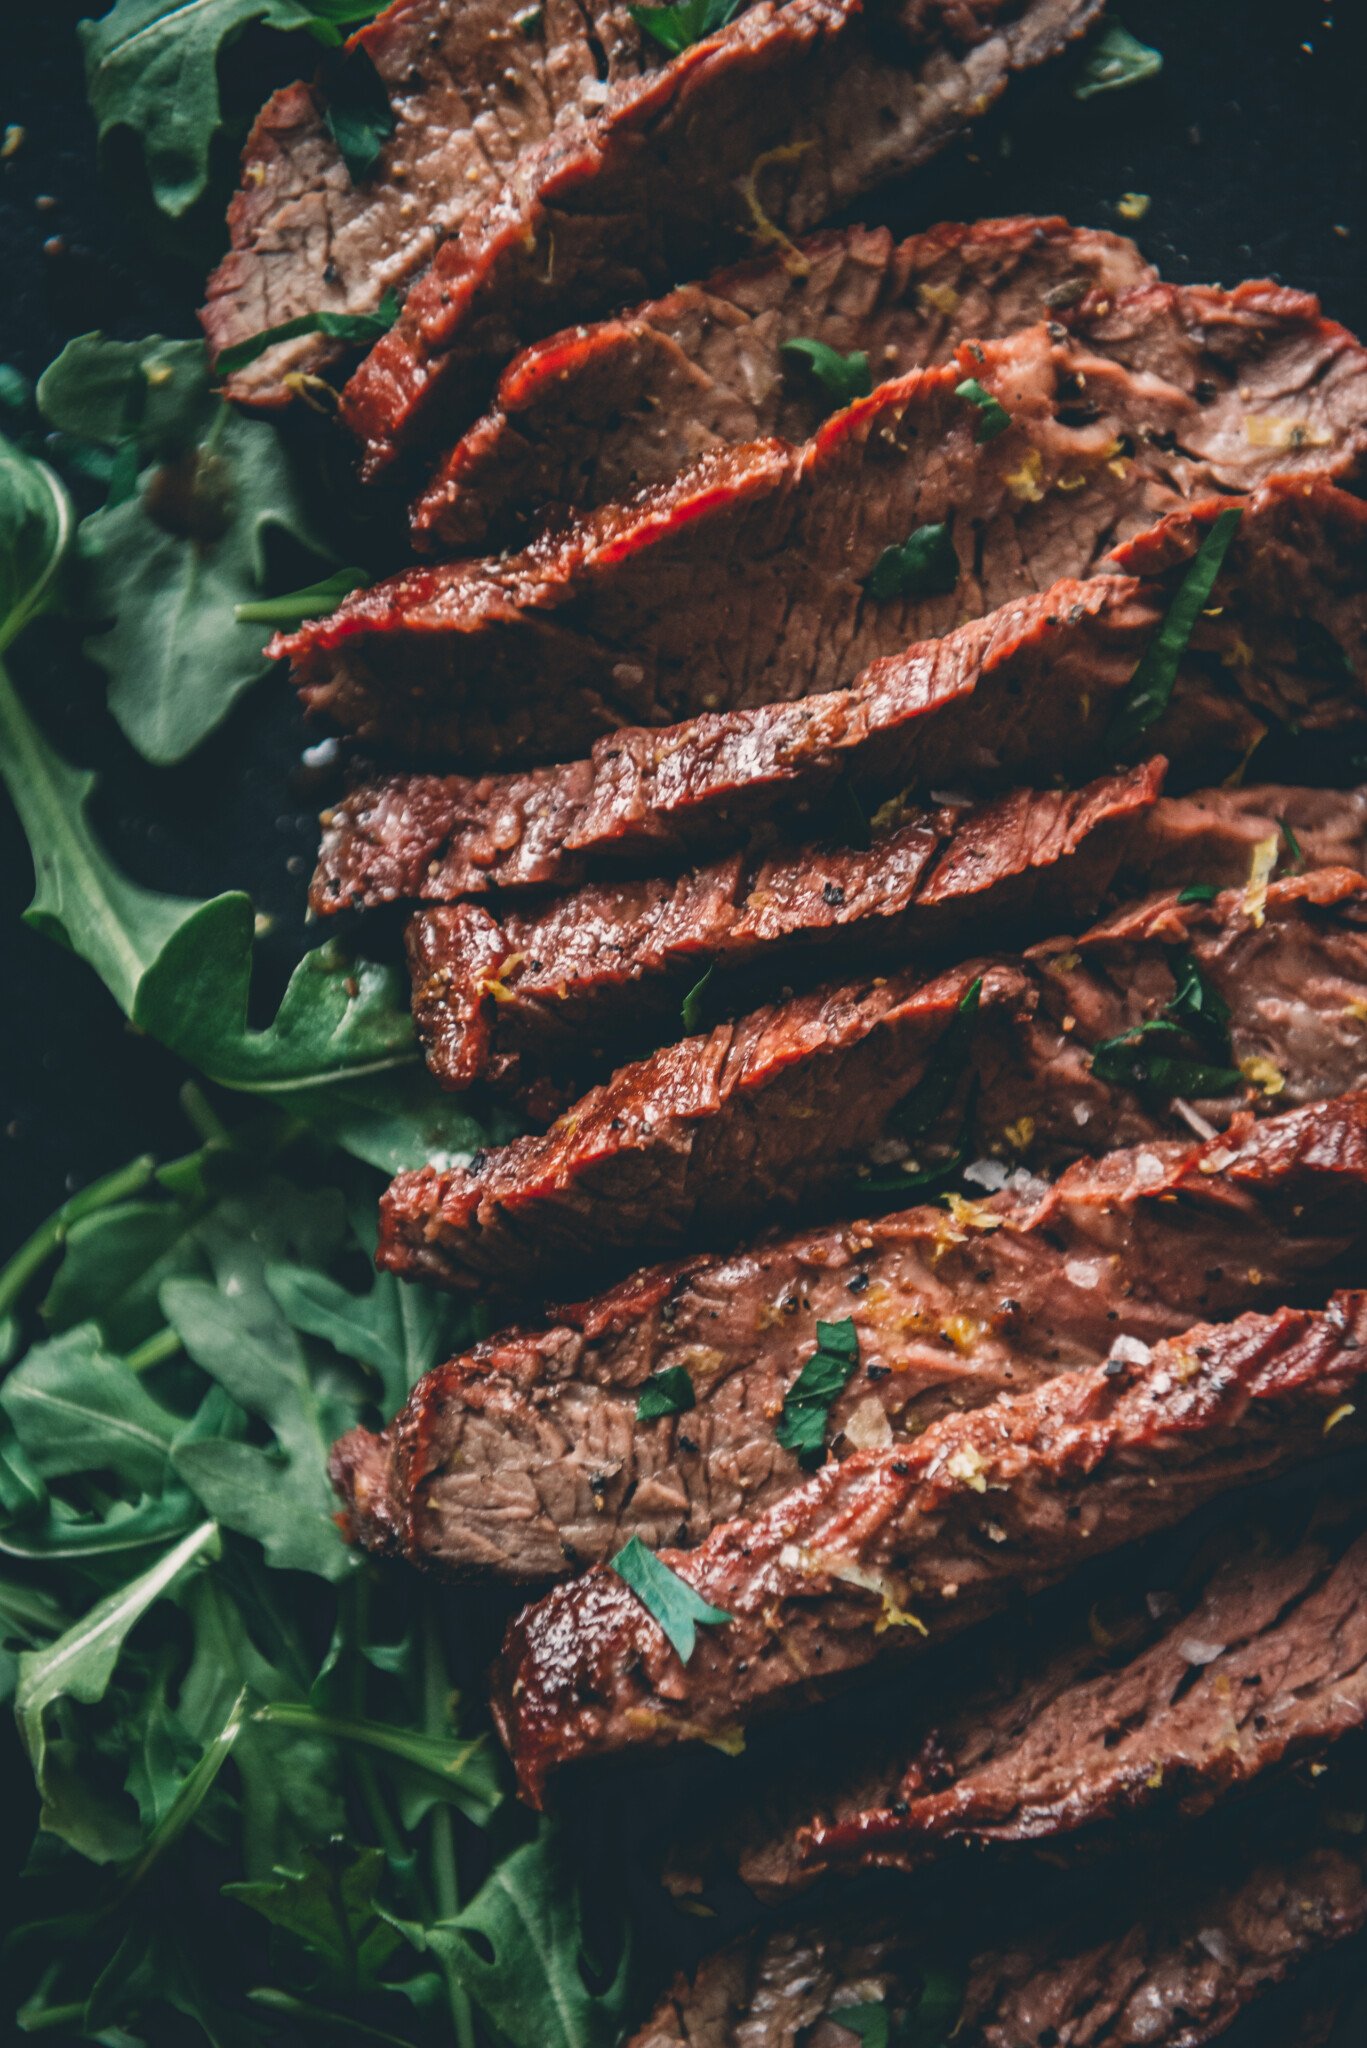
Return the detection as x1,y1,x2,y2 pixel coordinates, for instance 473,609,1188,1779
776,1317,860,1466
0,434,72,655
629,0,743,56
1090,1020,1242,1099
80,0,383,218
680,962,714,1034
865,521,959,601
1074,21,1163,100
954,376,1011,442
43,333,337,764
255,1703,501,1824
636,1366,696,1422
429,1829,634,2048
780,337,873,410
267,1260,458,1414
1164,949,1230,1052
0,1324,184,1493
164,1276,355,1580
1106,508,1243,752
609,1535,731,1663
216,293,401,377
892,976,983,1142
833,1964,961,2047
15,1519,219,1860
835,2006,892,2048
323,46,396,184
236,566,369,626
226,1843,403,1989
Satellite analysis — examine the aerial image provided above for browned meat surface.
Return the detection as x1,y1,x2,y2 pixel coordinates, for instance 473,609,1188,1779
377,871,1367,1296
413,213,1156,548
492,1293,1367,1801
202,0,656,405
406,762,1163,1099
630,1796,1367,2047
340,0,1104,471
309,479,1367,911
291,297,1367,764
333,1095,1367,1581
676,1493,1367,1900
1131,784,1367,894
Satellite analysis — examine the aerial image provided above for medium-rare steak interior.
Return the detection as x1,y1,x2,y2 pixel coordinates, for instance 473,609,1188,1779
492,1293,1367,1801
334,1094,1367,1580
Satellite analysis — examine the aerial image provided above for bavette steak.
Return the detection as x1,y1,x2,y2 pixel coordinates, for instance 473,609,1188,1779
309,479,1367,911
412,213,1158,548
339,0,1105,471
628,1782,1367,2048
376,871,1367,1296
405,761,1164,1099
284,313,1367,765
333,1094,1367,1582
491,1292,1367,1801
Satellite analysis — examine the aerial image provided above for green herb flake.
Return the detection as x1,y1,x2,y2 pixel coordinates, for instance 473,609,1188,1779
1074,22,1164,101
865,521,959,602
1107,507,1243,752
323,44,395,183
681,961,715,1034
776,1317,861,1467
1280,818,1306,872
216,289,401,377
1177,882,1219,904
832,1964,962,2048
629,0,743,56
637,1366,697,1422
609,1535,732,1662
781,336,874,410
954,376,1010,442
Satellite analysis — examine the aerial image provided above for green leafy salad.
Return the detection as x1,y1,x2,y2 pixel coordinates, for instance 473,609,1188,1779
0,9,641,2042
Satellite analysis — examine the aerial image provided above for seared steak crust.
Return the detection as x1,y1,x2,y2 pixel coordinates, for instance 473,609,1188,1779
413,213,1156,548
309,480,1367,912
340,0,1103,470
492,1292,1367,1801
406,762,1164,1098
377,872,1367,1296
334,1096,1367,1581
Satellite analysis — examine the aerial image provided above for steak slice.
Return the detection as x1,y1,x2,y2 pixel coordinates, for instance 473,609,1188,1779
294,299,1367,766
491,1292,1367,1802
202,0,661,406
406,761,1164,1099
677,1491,1367,1901
340,0,1105,472
377,871,1367,1296
412,213,1156,549
628,1794,1367,2048
334,1095,1367,1582
1131,784,1367,895
309,478,1367,910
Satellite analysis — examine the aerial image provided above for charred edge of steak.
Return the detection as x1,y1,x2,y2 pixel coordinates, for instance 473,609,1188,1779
403,761,1166,1102
306,475,1367,912
374,870,1367,1299
490,1291,1367,1804
332,1091,1367,1583
340,0,1106,471
410,212,1158,550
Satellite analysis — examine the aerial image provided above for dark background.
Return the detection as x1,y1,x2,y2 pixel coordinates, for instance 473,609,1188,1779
2,0,1365,1260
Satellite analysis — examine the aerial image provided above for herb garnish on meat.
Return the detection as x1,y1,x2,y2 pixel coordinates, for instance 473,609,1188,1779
781,336,875,408
776,1318,861,1466
609,1535,732,1660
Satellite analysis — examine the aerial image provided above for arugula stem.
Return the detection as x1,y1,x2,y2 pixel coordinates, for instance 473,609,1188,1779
346,1576,407,1869
179,1080,230,1145
0,1153,155,1325
125,1326,183,1374
21,2002,86,2034
422,1606,475,2048
247,1988,418,2046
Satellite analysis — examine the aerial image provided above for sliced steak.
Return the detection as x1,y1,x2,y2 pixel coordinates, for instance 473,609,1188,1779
629,1798,1367,2048
491,1292,1367,1801
309,478,1367,910
1131,784,1367,895
683,1493,1367,1900
377,871,1367,1296
406,761,1164,1099
203,0,659,405
295,294,1367,764
334,1094,1367,1582
340,0,1105,471
413,213,1156,548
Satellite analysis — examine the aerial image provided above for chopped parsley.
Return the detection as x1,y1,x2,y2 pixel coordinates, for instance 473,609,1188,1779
1280,818,1306,872
681,962,715,1033
636,1366,696,1421
865,521,960,601
781,337,874,410
1074,22,1163,101
776,1317,861,1467
609,1536,732,1662
629,0,743,56
1106,507,1243,753
954,376,1010,442
1176,882,1219,904
216,289,401,375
